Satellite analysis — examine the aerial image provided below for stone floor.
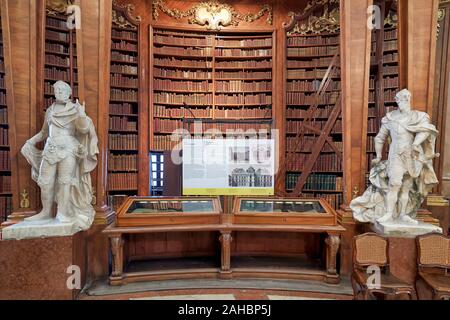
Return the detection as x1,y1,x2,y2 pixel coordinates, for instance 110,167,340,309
79,278,354,300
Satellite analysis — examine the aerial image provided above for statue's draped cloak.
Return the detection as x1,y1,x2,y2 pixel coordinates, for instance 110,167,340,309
351,111,438,223
21,102,99,230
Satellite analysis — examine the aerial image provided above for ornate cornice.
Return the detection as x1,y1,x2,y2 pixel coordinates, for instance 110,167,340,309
46,0,73,16
152,0,273,30
112,0,141,30
286,0,340,35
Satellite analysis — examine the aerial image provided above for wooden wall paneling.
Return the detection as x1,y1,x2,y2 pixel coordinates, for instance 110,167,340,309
398,0,439,113
340,0,373,204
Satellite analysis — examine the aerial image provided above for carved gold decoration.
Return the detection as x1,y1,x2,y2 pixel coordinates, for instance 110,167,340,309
152,0,272,30
384,10,398,28
20,189,30,209
287,0,340,35
46,0,73,16
352,186,359,199
112,0,141,30
437,8,446,38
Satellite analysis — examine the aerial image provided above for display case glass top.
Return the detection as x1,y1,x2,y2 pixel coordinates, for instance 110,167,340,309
239,199,326,214
116,196,222,227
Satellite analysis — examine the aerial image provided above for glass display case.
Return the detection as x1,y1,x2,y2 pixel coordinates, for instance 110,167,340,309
232,197,338,226
116,196,223,227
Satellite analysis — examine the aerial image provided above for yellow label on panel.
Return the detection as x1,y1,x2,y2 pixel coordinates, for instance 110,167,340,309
183,188,274,196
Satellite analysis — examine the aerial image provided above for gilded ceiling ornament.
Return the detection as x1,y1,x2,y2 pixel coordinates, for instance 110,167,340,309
46,0,73,16
384,10,398,28
112,0,141,30
288,2,340,35
152,0,273,30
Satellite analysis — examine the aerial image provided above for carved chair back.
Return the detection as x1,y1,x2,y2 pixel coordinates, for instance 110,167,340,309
417,233,450,275
353,233,389,272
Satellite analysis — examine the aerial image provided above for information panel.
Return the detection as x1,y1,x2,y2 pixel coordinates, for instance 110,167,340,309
182,139,275,196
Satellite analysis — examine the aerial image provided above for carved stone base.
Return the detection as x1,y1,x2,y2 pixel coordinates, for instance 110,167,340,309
2,218,78,240
0,232,87,300
372,221,443,238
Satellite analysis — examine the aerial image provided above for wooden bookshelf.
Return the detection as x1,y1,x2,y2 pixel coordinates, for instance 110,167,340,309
282,2,343,210
366,2,399,182
150,27,274,151
0,13,11,223
107,3,141,210
44,12,78,111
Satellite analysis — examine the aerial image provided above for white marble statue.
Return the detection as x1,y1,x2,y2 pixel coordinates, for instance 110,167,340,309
18,81,99,234
350,89,440,227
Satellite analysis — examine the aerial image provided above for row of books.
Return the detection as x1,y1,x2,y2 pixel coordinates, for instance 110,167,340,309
109,134,138,150
45,43,69,55
286,137,342,153
107,195,129,211
112,41,138,52
0,61,4,73
0,76,4,89
216,71,271,79
287,80,340,92
384,40,398,51
154,79,212,91
285,173,343,191
286,119,342,134
367,136,376,152
154,35,213,47
108,154,138,171
287,36,339,46
216,81,271,91
111,52,138,63
153,135,180,151
286,106,340,119
155,57,212,68
110,74,138,87
287,57,333,68
153,119,183,132
111,64,138,75
112,29,138,41
215,107,271,119
44,67,71,81
0,196,12,223
384,76,399,88
108,173,138,190
45,54,70,67
154,46,213,57
0,109,7,123
216,60,272,68
0,92,6,105
109,116,137,131
0,151,11,170
154,93,213,105
184,122,270,133
45,30,71,42
154,105,211,118
384,29,398,41
383,89,399,102
215,94,272,105
383,65,398,74
0,128,9,145
0,175,11,193
383,52,398,63
214,49,272,57
216,38,272,47
319,193,343,209
110,103,137,115
110,89,138,102
154,69,212,79
286,92,339,105
46,17,68,29
367,118,379,133
287,46,338,56
287,69,340,79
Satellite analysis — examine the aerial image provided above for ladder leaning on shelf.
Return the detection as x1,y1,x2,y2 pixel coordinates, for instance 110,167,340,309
276,52,343,196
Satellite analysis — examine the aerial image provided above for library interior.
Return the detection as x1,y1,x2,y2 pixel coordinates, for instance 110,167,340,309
0,0,450,301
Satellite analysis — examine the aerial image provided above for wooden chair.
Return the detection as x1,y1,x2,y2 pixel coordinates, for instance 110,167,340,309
351,233,417,300
416,233,450,300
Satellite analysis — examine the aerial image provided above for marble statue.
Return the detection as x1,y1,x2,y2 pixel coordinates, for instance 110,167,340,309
14,81,99,237
350,89,440,230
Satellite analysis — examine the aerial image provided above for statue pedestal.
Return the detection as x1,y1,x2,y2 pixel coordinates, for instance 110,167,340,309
0,232,87,300
2,218,78,240
372,220,442,238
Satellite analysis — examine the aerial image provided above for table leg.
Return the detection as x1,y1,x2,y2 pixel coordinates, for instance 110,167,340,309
219,231,232,279
325,234,341,284
110,235,124,285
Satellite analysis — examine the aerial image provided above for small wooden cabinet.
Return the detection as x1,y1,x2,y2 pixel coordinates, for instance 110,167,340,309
104,196,345,285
